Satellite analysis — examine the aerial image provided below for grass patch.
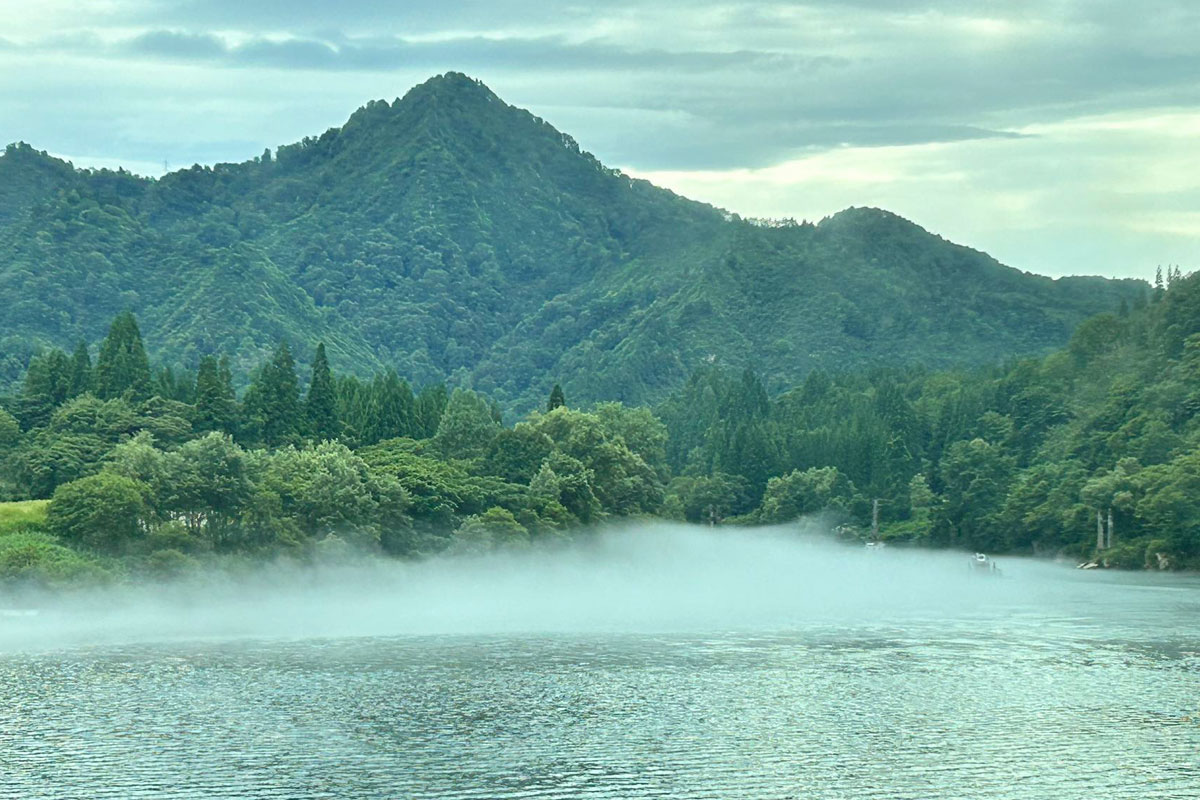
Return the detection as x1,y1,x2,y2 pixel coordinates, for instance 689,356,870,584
0,530,114,588
0,500,121,589
0,500,50,535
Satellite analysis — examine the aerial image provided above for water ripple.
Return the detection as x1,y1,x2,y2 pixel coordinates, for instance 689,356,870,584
1,620,1198,798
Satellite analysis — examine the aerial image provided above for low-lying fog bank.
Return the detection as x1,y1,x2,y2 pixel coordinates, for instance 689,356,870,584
1,522,1191,652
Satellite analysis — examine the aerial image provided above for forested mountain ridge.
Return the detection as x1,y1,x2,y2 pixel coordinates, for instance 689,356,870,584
0,72,1145,410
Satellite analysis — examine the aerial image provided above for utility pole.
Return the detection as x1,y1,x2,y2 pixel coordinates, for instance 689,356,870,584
1097,509,1105,551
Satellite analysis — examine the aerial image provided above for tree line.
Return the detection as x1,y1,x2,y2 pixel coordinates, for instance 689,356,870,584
1,270,1198,585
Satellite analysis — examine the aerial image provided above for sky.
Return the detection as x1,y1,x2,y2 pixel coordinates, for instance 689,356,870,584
1,0,1197,281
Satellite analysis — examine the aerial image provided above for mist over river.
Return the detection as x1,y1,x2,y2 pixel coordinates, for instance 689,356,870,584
1,525,1198,798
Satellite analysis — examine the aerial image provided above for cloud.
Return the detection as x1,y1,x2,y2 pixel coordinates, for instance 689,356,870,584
125,30,227,60
627,107,1200,280
105,30,791,75
531,106,1026,170
28,12,1200,169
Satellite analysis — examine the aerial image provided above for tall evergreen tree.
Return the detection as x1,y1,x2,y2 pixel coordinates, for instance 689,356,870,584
67,340,93,398
306,343,340,440
415,383,449,439
154,366,193,402
193,355,238,434
547,383,566,411
95,311,151,400
17,349,71,429
364,370,415,444
433,388,501,459
243,341,301,447
334,375,369,444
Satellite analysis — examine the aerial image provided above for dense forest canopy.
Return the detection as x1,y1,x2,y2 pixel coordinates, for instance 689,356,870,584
1,267,1197,587
0,73,1144,412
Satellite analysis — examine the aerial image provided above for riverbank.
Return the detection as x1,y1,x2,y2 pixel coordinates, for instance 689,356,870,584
2,497,1194,601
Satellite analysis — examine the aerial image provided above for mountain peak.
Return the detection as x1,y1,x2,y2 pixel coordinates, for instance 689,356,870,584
0,77,1147,408
0,142,79,226
817,206,941,241
399,72,502,108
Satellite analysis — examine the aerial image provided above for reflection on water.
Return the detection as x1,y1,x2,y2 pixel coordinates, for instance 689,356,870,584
1,535,1198,798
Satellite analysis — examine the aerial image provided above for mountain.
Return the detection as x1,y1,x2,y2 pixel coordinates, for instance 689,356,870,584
0,72,1146,410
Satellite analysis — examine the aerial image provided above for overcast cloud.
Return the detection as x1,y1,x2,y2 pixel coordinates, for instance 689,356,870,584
1,0,1197,279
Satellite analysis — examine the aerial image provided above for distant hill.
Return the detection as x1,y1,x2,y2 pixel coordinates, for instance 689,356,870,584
0,72,1146,410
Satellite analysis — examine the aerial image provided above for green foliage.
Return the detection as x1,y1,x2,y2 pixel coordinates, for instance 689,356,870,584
259,441,407,547
305,343,339,440
16,348,72,429
193,355,238,435
450,507,530,555
0,530,113,587
526,406,664,516
3,264,1199,582
547,383,565,411
481,426,554,484
433,388,500,459
531,451,602,524
663,472,752,523
0,500,49,532
164,433,255,545
47,472,148,554
936,439,1015,549
759,467,857,523
95,311,152,400
0,407,19,455
143,547,196,578
242,341,302,447
68,340,93,397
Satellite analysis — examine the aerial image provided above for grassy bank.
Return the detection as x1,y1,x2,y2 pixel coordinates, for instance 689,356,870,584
0,500,114,591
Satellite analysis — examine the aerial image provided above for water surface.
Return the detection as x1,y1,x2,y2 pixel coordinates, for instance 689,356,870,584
1,536,1197,799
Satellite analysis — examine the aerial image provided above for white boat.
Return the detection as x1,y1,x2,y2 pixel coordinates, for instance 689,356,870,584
969,553,1000,575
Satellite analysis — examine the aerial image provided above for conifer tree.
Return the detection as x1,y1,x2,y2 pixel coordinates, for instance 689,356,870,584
218,356,235,399
95,311,151,400
17,349,71,429
547,383,566,411
305,343,340,440
433,388,500,459
364,370,415,444
415,383,449,439
334,375,368,444
154,366,187,401
194,355,238,434
243,341,301,447
67,340,93,398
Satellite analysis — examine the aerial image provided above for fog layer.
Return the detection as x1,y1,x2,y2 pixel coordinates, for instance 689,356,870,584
0,522,1153,652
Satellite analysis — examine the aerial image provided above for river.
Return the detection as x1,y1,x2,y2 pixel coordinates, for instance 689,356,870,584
0,530,1197,798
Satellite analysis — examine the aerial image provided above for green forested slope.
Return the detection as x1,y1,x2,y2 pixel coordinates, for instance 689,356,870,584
3,273,1198,587
0,73,1144,410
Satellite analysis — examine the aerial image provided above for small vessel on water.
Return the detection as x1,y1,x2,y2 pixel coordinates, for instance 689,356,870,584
969,552,1000,576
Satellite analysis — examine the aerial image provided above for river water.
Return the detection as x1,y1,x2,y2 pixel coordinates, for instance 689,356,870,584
0,533,1198,799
